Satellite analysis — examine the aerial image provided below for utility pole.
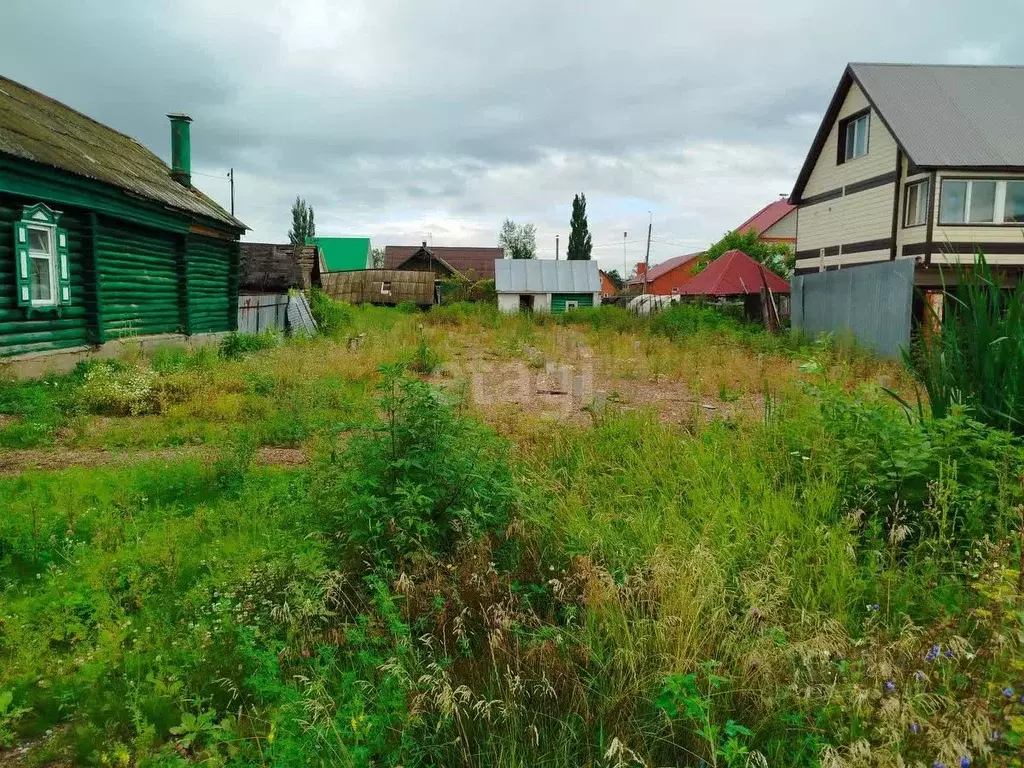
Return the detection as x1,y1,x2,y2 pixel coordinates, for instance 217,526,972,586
643,213,652,293
623,231,628,281
228,168,235,216
555,234,560,261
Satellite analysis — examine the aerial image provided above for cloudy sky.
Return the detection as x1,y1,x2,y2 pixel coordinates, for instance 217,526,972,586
2,1,1020,273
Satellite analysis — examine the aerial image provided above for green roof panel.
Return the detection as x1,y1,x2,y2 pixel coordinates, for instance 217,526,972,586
312,237,371,272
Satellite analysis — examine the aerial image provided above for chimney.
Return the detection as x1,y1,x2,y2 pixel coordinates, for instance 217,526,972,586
635,262,647,277
167,113,192,187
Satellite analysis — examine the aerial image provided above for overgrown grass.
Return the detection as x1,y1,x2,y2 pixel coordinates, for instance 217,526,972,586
908,252,1024,434
1,300,1022,767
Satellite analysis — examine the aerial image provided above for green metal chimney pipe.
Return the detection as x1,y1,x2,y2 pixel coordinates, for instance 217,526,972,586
167,113,192,187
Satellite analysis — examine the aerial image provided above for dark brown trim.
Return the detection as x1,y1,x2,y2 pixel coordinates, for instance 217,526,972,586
906,160,924,177
800,171,897,210
929,242,1024,255
890,149,903,259
924,170,937,264
902,242,930,257
795,248,819,261
825,245,841,257
842,238,893,255
846,171,897,196
802,188,844,206
794,266,818,276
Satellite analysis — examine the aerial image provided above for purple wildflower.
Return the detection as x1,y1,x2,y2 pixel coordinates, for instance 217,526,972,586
1003,687,1014,698
925,644,941,662
872,604,880,611
945,648,953,658
933,762,946,768
885,680,896,693
909,722,921,734
960,757,970,768
915,670,925,682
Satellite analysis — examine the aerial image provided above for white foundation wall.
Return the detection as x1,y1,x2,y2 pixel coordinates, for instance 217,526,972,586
497,293,554,312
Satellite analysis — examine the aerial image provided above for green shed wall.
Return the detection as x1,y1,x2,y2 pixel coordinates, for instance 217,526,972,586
187,235,237,334
97,218,182,338
0,196,92,356
551,293,594,313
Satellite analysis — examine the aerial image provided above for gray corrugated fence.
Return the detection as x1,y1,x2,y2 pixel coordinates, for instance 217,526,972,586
791,260,914,357
237,294,289,334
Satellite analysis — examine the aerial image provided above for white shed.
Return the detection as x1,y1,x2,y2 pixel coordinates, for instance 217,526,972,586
494,259,602,313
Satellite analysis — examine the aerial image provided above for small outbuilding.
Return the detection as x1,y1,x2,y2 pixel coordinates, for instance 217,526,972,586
495,259,602,313
677,249,790,323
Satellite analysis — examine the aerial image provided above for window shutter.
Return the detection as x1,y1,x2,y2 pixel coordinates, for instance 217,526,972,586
56,226,71,305
13,222,31,307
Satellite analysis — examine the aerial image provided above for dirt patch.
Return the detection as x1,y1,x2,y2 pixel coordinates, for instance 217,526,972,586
0,446,307,475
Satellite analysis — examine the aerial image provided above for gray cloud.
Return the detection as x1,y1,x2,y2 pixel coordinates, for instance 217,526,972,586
3,0,1022,271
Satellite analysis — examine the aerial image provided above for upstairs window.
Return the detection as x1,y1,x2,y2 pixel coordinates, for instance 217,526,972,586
903,179,929,227
1004,181,1024,223
939,179,1024,225
838,110,870,164
13,203,70,311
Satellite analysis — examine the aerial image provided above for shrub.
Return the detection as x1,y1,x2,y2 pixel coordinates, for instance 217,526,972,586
316,365,514,568
649,302,745,340
308,288,354,337
77,361,162,416
219,330,280,360
409,334,442,374
395,300,418,314
556,305,640,333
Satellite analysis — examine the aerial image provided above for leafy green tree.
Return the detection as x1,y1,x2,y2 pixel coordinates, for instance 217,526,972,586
370,246,386,269
288,196,316,244
700,229,793,278
604,269,625,290
567,193,593,260
498,219,537,259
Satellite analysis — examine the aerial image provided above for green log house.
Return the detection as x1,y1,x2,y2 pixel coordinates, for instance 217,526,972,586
0,76,246,359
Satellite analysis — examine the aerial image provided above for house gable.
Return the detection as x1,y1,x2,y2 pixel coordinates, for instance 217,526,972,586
800,79,899,201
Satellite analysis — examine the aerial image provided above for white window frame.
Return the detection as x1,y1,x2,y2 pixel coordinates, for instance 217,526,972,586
26,223,58,307
1003,181,1024,223
938,179,1023,225
564,299,580,311
903,180,929,227
843,113,870,162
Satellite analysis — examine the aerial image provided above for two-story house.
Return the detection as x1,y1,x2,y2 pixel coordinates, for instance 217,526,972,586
791,63,1024,285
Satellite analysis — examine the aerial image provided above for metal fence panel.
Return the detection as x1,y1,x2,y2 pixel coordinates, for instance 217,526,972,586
791,260,914,357
237,294,290,334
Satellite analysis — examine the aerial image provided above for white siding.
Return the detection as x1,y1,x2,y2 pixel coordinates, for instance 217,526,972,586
803,83,899,198
795,82,900,272
761,210,797,239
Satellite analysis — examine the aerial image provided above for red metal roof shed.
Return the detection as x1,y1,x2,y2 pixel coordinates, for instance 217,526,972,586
677,250,790,296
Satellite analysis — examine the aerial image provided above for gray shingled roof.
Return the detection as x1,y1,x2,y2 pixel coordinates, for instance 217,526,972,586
850,63,1024,167
0,76,245,230
495,259,601,293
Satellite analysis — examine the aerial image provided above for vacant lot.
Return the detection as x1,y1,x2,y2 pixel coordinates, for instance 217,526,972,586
1,302,1021,768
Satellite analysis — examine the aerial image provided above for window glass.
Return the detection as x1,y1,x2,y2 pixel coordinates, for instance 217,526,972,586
29,228,50,254
970,181,996,223
852,115,868,158
940,181,967,224
30,257,53,301
1005,181,1024,223
904,181,928,226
